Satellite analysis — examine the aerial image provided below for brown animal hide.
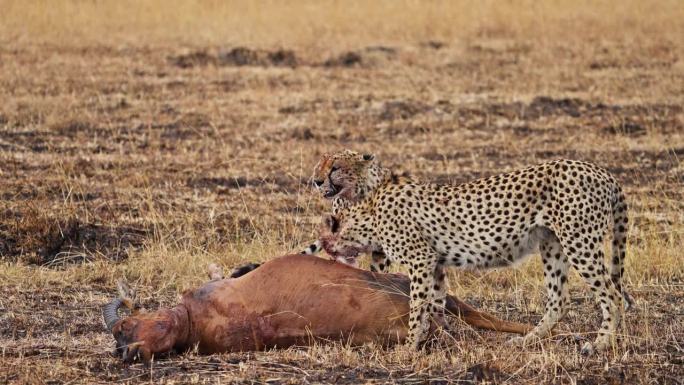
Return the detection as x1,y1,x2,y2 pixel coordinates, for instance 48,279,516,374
104,254,532,363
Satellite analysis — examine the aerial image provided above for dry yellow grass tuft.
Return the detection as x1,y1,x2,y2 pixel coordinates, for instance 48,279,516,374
1,1,683,383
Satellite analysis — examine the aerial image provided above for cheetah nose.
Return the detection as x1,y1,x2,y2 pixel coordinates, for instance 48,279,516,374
313,179,324,187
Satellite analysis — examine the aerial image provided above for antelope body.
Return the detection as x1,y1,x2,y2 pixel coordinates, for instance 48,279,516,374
103,254,531,362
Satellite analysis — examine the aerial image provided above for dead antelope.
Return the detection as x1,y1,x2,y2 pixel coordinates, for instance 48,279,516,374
103,254,532,363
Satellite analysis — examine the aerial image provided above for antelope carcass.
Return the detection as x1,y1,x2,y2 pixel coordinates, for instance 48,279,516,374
103,254,531,363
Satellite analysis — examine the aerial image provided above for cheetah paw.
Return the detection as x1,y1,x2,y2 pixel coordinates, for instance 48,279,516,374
582,336,611,356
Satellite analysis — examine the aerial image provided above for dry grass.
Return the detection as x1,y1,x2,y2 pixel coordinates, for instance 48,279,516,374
1,1,683,383
3,0,684,50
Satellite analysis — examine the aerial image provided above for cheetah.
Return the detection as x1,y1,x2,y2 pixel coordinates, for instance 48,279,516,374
300,150,409,269
319,158,632,354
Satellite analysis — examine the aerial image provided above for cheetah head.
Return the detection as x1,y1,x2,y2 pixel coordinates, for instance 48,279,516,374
312,150,383,203
319,213,374,267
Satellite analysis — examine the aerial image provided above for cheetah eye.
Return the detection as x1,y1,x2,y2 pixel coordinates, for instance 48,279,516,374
330,166,340,173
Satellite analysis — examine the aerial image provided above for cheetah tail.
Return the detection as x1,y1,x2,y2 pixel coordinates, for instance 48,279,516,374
610,188,634,310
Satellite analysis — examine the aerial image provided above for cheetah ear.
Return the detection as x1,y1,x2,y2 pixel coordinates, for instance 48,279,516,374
362,153,374,161
324,215,340,233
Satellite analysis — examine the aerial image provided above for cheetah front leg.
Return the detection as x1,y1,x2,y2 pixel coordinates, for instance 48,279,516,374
404,247,445,350
561,230,622,355
407,261,435,350
430,262,450,332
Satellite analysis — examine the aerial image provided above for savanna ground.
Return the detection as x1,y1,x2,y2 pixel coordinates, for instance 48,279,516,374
1,1,683,384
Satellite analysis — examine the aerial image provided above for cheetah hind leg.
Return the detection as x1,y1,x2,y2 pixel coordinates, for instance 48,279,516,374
564,236,622,355
610,190,634,311
508,234,570,348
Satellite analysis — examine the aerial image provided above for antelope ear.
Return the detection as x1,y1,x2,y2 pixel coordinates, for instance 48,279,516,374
324,214,340,233
362,153,374,161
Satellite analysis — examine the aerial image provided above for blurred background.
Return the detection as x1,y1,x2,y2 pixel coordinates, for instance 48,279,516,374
3,0,683,48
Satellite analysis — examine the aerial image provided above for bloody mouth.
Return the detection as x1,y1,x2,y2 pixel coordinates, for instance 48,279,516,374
323,183,341,198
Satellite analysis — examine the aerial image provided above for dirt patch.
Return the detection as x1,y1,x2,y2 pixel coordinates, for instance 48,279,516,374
51,119,96,137
364,45,397,55
379,100,430,120
420,40,446,50
291,127,316,140
170,50,216,68
469,40,532,55
602,122,647,137
323,46,397,68
171,47,298,68
475,96,599,120
187,176,262,191
186,175,306,194
0,210,147,265
460,363,507,384
526,96,586,117
576,369,629,385
323,51,363,67
456,97,682,134
0,130,51,152
162,113,214,140
278,98,363,115
218,47,298,67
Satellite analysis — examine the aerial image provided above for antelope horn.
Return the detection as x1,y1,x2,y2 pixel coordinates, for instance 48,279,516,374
103,297,125,332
